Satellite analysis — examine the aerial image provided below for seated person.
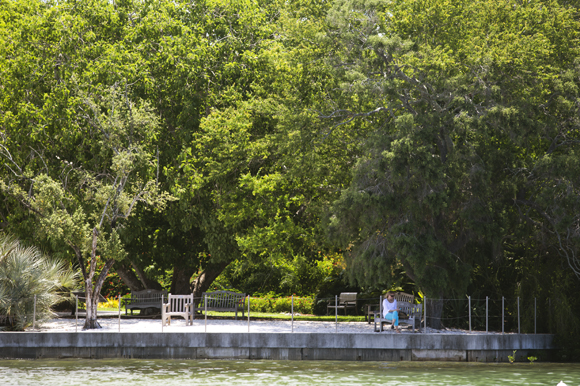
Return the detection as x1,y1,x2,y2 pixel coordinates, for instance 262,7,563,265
382,291,401,333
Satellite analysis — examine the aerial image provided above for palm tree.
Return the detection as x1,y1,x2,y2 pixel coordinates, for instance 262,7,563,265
0,234,78,330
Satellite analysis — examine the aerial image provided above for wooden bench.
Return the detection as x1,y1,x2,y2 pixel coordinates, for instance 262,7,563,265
327,292,358,315
394,292,414,304
197,291,246,320
364,303,379,324
374,300,423,332
366,292,415,324
123,289,167,315
162,293,194,326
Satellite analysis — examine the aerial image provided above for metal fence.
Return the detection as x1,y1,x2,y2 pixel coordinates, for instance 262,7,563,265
17,293,558,334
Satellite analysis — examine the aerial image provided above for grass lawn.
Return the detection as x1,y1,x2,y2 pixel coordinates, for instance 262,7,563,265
202,311,367,323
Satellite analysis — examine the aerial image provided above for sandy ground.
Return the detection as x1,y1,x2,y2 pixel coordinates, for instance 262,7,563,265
25,312,488,334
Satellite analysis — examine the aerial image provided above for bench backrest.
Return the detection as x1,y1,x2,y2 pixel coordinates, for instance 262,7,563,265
131,289,167,302
167,293,193,312
394,292,414,304
398,301,423,318
201,291,246,308
339,292,357,304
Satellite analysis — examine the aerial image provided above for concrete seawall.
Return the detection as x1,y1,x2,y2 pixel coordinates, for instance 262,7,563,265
0,333,555,362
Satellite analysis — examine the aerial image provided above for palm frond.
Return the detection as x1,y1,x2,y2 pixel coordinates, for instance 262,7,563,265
0,234,79,330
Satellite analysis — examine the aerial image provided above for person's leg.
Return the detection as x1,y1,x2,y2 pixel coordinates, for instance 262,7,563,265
384,312,396,331
393,311,401,332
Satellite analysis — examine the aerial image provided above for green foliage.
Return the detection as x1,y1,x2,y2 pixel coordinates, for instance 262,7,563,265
1,0,580,339
508,350,517,364
216,252,348,297
0,234,78,331
0,1,173,326
100,270,131,298
249,294,314,314
324,0,580,301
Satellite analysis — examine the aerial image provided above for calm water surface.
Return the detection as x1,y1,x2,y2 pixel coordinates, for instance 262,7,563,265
0,359,578,386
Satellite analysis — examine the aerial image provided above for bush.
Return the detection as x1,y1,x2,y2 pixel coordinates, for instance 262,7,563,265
97,297,120,310
0,234,78,330
249,293,314,314
219,252,351,297
100,271,131,298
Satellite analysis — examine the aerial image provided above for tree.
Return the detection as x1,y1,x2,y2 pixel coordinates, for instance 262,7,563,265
173,0,367,298
1,0,330,301
323,0,580,326
1,84,171,329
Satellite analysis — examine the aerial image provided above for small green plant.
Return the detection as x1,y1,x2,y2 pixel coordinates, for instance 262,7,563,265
508,350,517,364
527,356,537,364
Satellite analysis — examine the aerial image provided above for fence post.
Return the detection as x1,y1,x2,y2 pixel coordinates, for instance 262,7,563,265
335,295,338,333
501,296,505,334
517,296,520,334
248,295,250,333
291,295,294,333
75,295,78,333
424,297,427,332
32,294,37,331
486,296,488,333
534,297,537,334
468,296,471,332
379,295,382,332
204,295,207,333
548,298,551,334
161,295,164,333
118,294,121,333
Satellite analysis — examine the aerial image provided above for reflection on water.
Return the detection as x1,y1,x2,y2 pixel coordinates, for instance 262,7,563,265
0,359,578,386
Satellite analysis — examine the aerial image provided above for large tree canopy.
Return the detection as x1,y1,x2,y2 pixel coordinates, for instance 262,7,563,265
325,0,580,304
0,0,349,302
2,0,580,338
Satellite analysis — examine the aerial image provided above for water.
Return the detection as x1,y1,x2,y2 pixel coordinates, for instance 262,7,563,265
0,359,578,386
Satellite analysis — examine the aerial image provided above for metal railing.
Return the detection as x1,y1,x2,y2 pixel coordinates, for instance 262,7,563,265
17,293,556,334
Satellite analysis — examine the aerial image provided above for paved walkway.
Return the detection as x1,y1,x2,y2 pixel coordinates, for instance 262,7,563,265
27,312,483,334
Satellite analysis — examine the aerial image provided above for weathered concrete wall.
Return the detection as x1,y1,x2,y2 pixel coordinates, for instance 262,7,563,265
0,333,555,362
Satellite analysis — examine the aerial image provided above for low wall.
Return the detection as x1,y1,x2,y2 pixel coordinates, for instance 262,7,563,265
0,332,555,362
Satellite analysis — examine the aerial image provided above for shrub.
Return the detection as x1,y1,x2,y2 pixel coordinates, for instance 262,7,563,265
249,293,314,314
0,234,78,330
100,271,131,298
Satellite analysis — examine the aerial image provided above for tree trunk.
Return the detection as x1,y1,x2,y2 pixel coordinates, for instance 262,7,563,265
115,263,146,292
172,264,196,294
115,261,163,292
130,259,163,290
83,258,115,330
191,261,230,299
82,228,119,330
83,276,100,330
83,228,100,329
